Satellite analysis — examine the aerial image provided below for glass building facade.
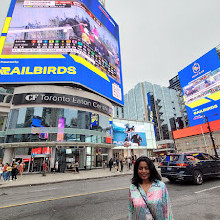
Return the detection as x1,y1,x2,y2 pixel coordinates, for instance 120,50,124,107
0,85,114,172
114,82,182,142
6,107,110,144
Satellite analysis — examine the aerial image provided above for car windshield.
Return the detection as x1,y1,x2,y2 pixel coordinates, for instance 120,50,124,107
165,155,181,162
186,153,205,161
186,155,200,161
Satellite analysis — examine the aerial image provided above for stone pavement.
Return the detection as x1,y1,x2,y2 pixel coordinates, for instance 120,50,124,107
0,167,133,189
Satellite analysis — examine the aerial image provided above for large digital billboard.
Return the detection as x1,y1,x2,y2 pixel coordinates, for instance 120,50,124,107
0,0,123,106
178,48,220,126
113,122,147,147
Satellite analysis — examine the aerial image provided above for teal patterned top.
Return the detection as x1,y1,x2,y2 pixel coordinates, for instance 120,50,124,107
129,181,174,220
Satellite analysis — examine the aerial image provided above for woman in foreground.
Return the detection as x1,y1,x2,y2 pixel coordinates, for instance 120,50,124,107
129,156,173,220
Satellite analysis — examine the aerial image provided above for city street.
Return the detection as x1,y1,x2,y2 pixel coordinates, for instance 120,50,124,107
0,175,219,220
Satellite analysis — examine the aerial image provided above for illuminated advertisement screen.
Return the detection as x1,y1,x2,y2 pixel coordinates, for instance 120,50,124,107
31,147,42,155
57,117,65,141
113,122,147,147
178,48,220,126
0,0,123,106
90,113,99,129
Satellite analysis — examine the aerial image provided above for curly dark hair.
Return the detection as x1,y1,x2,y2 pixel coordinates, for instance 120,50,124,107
132,156,162,186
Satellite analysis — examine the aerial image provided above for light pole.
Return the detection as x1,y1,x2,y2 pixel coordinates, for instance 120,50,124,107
202,114,219,158
200,126,208,153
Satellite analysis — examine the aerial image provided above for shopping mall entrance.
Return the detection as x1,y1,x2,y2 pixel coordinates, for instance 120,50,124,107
14,155,31,173
14,155,50,173
30,155,50,172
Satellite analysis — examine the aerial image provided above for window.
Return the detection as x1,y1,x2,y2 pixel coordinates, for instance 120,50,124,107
185,142,190,146
7,107,110,144
203,153,215,160
194,153,206,160
201,139,206,145
165,155,181,162
193,140,198,145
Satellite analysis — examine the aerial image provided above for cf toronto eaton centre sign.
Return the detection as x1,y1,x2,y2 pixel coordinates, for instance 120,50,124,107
12,93,112,116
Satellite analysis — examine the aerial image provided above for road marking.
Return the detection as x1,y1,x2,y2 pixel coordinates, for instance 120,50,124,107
195,185,220,194
29,188,57,193
0,187,128,209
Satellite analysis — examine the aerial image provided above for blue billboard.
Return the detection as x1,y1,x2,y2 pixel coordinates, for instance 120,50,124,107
0,0,123,106
178,48,220,126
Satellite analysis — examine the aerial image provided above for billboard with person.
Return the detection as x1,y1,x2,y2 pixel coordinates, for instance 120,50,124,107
0,0,123,105
178,48,220,126
113,122,147,147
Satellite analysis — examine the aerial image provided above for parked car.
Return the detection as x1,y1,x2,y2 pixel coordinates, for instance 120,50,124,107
159,152,220,185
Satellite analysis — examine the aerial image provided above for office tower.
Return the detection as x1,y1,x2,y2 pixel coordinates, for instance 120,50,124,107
114,82,184,145
168,75,189,128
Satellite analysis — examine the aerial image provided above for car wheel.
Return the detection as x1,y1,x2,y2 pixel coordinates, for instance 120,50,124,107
193,170,203,185
168,177,176,183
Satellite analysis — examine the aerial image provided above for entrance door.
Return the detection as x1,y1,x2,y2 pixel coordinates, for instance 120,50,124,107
102,155,108,167
32,157,44,172
96,154,102,167
14,156,31,173
22,159,30,173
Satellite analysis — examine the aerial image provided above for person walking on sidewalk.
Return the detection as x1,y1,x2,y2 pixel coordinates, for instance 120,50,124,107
3,163,8,181
116,158,119,172
120,159,124,172
128,156,173,220
19,162,24,176
12,162,18,181
0,163,3,180
42,162,47,176
102,159,106,169
74,161,79,173
6,163,12,181
109,158,113,171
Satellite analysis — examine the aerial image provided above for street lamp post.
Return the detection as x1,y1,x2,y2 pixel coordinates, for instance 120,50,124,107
202,115,219,158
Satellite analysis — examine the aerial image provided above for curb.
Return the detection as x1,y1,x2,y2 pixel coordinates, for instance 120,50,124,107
0,172,133,189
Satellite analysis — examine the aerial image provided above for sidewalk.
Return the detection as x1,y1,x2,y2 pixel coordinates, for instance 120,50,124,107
0,163,160,189
0,168,133,189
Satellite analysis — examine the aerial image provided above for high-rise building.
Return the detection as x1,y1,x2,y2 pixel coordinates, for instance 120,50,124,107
168,75,189,128
114,81,185,154
168,75,181,90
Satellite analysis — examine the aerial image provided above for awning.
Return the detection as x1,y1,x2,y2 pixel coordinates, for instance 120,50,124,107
153,148,175,152
0,141,115,149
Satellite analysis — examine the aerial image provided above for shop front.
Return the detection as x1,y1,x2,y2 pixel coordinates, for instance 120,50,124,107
14,147,52,173
2,141,114,173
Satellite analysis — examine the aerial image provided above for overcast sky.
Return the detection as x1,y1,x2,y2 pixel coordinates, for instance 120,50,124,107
1,0,220,93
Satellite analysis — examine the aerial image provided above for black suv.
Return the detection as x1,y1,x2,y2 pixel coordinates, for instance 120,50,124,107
159,152,220,185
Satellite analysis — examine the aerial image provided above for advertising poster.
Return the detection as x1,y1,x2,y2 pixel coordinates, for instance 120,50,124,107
178,48,220,126
31,147,42,155
31,117,49,139
113,122,147,147
0,0,123,106
57,117,65,141
42,147,51,154
90,113,99,129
